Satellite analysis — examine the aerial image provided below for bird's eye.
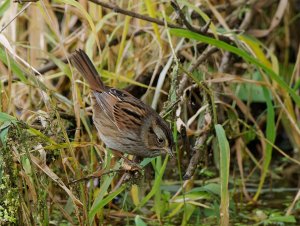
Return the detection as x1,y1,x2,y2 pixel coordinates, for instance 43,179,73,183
111,88,127,97
157,137,164,144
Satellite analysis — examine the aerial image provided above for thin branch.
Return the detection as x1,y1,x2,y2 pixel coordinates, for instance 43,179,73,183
183,132,209,180
0,2,32,33
177,46,218,97
89,0,181,29
87,0,231,43
33,0,228,75
171,0,211,34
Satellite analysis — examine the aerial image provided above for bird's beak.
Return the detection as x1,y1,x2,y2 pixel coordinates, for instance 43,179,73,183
165,147,174,158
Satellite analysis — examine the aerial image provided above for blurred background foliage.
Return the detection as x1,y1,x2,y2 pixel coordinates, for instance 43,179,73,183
0,0,300,225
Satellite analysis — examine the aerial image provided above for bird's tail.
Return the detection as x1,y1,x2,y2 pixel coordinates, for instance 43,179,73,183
70,49,105,92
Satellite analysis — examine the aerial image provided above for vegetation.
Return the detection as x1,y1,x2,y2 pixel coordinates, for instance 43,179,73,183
0,0,299,225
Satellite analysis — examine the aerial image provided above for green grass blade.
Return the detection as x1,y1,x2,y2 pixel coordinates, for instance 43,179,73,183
86,12,117,57
0,112,16,122
253,87,275,201
0,47,28,83
115,2,131,82
181,203,196,226
135,215,148,226
0,0,10,17
59,0,99,49
88,160,121,223
133,156,169,212
88,184,126,221
170,28,300,107
0,121,11,147
144,0,162,47
215,124,230,226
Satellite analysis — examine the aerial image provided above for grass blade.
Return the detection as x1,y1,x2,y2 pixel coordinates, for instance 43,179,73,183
133,156,169,211
215,124,230,226
253,87,275,201
170,28,300,107
88,184,126,221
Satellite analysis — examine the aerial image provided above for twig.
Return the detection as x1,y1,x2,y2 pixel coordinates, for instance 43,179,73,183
181,79,214,179
89,0,180,29
0,2,32,33
69,167,142,185
183,133,209,180
180,125,191,159
189,46,218,72
34,0,225,75
87,0,231,43
68,170,120,185
171,0,211,34
200,20,211,34
36,58,68,74
177,46,218,97
183,108,213,179
13,0,38,2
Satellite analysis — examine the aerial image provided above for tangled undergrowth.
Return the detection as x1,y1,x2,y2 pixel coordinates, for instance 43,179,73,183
0,0,300,225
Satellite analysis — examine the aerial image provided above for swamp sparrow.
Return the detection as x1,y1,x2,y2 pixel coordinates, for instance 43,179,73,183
70,50,174,158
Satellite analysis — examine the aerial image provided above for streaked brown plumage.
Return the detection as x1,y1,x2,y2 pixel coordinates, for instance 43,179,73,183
70,49,173,158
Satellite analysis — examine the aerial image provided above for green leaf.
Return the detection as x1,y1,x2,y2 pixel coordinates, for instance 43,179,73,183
173,191,211,203
0,0,10,17
242,129,256,144
134,215,147,226
170,28,300,107
133,156,169,211
88,184,126,220
0,155,3,185
140,157,156,167
0,112,16,122
215,124,230,226
27,127,57,145
237,72,271,103
49,55,71,79
0,121,11,146
0,47,28,83
181,203,196,226
189,183,221,196
254,86,275,201
88,160,122,223
268,215,296,223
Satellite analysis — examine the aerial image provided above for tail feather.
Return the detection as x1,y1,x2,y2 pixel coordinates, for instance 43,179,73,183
70,49,105,92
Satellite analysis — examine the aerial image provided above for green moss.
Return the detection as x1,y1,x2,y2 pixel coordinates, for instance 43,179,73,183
0,153,19,224
0,122,42,224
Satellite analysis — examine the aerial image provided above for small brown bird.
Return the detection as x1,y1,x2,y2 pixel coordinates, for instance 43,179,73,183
70,49,174,158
